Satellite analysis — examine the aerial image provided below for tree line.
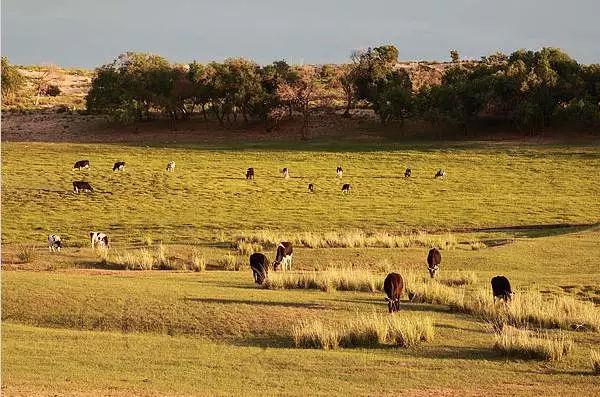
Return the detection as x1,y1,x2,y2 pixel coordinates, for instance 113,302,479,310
3,46,599,134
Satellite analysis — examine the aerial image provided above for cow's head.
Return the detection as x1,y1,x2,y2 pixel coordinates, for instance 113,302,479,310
385,297,399,313
272,260,281,271
428,265,438,278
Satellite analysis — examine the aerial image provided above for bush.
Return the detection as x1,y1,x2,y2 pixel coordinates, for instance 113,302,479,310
493,326,572,361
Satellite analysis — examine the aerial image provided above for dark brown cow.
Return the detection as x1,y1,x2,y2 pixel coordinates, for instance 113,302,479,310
427,248,441,278
434,169,445,178
113,161,126,171
308,183,314,193
73,181,93,193
341,183,351,193
491,275,513,302
250,252,269,284
404,168,411,178
246,168,255,180
73,160,90,170
384,273,404,313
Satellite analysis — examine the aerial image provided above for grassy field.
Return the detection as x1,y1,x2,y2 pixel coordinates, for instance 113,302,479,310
2,139,600,396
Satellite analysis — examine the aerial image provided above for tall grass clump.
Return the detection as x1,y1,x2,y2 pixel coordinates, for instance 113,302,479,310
591,350,600,374
188,249,206,272
264,269,383,292
219,253,242,271
293,314,434,350
236,241,262,255
493,326,572,361
111,249,154,270
439,271,478,287
292,320,339,350
16,244,37,263
237,230,459,249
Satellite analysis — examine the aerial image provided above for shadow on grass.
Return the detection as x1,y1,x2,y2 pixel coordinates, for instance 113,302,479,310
472,222,600,238
184,297,329,310
413,345,503,361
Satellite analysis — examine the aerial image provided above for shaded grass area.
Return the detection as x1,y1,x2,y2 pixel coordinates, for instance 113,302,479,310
2,142,600,245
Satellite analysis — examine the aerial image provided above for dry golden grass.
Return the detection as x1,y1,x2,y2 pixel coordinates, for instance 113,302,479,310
439,271,478,286
15,244,37,263
188,249,206,272
493,326,573,361
238,230,458,250
236,241,262,256
293,313,434,350
405,274,600,332
591,350,600,374
264,269,383,292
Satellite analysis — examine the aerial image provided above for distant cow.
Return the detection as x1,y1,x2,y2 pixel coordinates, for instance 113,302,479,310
427,248,441,278
73,160,90,170
73,181,93,193
404,168,411,178
384,273,404,313
308,183,314,193
113,161,126,171
273,242,293,271
246,168,255,180
250,252,269,284
281,168,290,179
166,161,175,172
48,234,62,252
90,232,109,249
434,169,445,178
491,276,513,302
341,183,351,193
336,166,343,178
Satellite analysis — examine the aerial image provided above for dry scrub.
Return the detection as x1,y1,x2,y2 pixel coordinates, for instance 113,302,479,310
493,326,572,361
238,230,458,249
292,313,434,350
15,244,37,263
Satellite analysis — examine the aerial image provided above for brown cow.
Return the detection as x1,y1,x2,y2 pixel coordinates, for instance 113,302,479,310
383,272,404,313
427,248,441,278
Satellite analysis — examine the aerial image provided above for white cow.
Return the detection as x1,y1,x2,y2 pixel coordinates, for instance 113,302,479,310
166,161,175,172
281,167,290,179
90,232,109,249
48,234,62,252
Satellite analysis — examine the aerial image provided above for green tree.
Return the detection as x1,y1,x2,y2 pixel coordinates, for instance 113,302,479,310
1,57,25,101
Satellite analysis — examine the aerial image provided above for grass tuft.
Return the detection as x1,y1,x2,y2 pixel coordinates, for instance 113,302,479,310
591,350,600,374
264,269,383,292
293,313,434,350
15,244,37,263
493,326,572,361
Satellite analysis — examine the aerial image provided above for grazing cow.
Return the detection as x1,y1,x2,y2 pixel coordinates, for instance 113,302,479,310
246,167,255,180
250,252,269,284
73,181,93,193
491,276,513,302
166,161,175,172
73,160,90,170
281,168,290,179
90,232,109,249
434,169,445,178
308,183,314,193
384,273,404,313
427,248,441,278
272,242,293,271
48,234,62,252
404,168,411,178
113,161,126,171
341,183,351,193
336,166,343,178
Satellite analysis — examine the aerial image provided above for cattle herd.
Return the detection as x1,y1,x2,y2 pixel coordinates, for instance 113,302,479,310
55,159,515,312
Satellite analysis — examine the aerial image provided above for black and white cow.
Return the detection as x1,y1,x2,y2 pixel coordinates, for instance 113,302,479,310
90,231,109,249
73,181,93,193
341,183,351,193
434,169,445,178
491,275,513,302
73,160,90,170
427,248,441,278
250,252,269,284
404,168,411,178
336,166,343,178
272,242,293,271
246,167,255,180
166,161,175,172
113,161,126,171
48,234,62,252
308,183,314,193
281,167,290,179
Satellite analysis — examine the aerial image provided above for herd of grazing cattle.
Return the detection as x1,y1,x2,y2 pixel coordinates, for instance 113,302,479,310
51,158,515,313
